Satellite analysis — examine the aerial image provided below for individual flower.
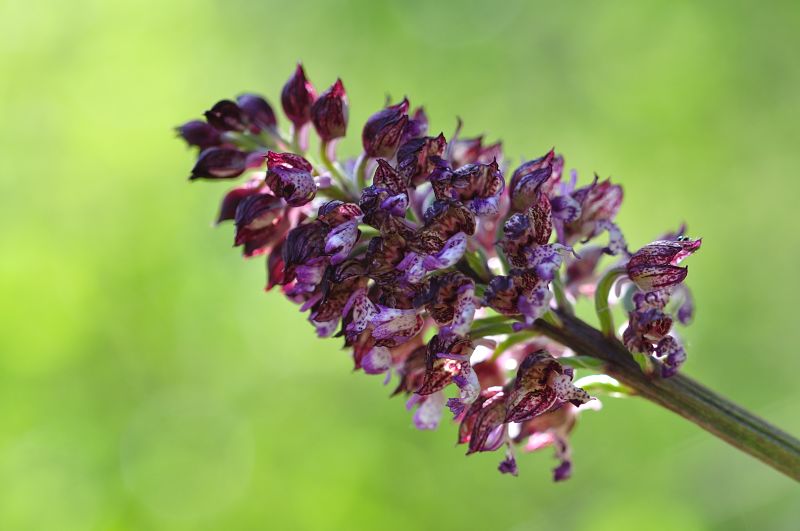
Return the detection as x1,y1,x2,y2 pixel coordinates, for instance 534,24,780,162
311,79,348,142
484,269,552,327
204,99,248,132
397,134,447,186
657,335,687,378
176,120,221,150
281,63,317,129
505,350,591,423
217,177,265,223
237,93,277,131
416,272,476,337
500,194,554,268
362,98,410,158
622,291,674,353
459,387,508,454
265,151,316,206
626,238,702,291
509,149,557,212
555,176,626,254
233,193,287,257
416,333,474,395
430,160,504,216
359,160,409,229
189,147,250,180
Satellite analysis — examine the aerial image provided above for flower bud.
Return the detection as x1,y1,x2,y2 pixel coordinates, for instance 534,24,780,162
176,120,221,150
265,151,316,206
190,147,248,179
237,93,277,131
233,193,286,257
217,177,264,223
362,98,410,158
311,79,348,142
626,238,702,291
509,149,555,212
281,63,317,129
204,100,247,132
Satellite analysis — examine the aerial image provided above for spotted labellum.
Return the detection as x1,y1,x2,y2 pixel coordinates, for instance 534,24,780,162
176,64,705,480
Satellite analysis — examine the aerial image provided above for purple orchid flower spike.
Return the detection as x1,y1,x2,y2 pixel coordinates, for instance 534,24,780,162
175,68,800,484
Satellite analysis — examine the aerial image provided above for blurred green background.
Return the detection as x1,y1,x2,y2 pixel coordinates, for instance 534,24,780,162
2,0,799,529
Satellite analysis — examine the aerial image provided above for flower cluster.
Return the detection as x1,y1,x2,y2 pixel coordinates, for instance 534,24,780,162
177,64,701,480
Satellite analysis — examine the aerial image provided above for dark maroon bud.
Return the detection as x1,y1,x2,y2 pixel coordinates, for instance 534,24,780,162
397,134,447,186
282,222,327,281
509,149,555,212
233,193,286,257
311,79,348,142
204,100,247,132
281,64,317,129
265,151,316,206
237,93,277,131
217,178,265,223
176,120,221,150
190,147,248,180
362,98,410,158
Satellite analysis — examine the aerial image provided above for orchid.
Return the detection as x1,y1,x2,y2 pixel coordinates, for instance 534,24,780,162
175,64,800,481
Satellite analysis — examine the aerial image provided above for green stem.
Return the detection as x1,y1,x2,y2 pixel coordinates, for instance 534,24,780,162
535,311,800,482
551,271,573,315
355,152,370,190
319,141,356,200
594,266,627,336
290,126,304,155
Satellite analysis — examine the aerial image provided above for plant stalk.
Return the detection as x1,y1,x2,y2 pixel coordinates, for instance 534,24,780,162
535,311,800,481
